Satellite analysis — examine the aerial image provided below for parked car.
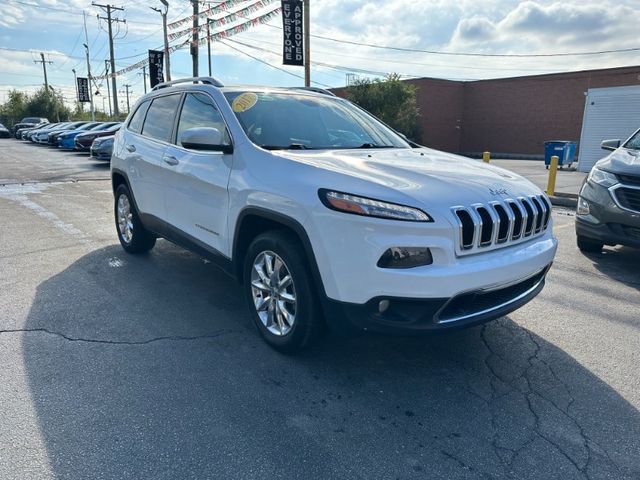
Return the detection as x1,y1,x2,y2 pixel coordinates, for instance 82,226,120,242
75,123,122,151
576,128,640,252
0,123,10,138
21,122,59,140
57,122,117,149
90,135,115,160
12,117,48,136
16,121,48,139
27,122,67,142
111,78,557,352
33,121,89,145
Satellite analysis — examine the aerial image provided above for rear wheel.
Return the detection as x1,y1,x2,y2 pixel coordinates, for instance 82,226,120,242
577,235,603,253
243,231,324,353
114,184,156,253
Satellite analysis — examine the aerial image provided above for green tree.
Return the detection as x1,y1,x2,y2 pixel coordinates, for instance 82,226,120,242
0,89,28,126
346,73,422,142
24,87,71,122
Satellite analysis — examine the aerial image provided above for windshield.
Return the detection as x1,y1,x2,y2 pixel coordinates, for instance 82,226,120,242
223,91,410,150
624,129,640,151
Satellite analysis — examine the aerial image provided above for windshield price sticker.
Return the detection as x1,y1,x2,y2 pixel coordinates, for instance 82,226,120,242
232,93,259,113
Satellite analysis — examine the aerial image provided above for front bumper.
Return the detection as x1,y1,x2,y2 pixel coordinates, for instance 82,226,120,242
325,265,550,334
576,181,640,248
58,138,76,149
90,146,112,161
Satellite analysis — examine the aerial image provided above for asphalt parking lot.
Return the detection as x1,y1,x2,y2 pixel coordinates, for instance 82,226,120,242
1,140,639,480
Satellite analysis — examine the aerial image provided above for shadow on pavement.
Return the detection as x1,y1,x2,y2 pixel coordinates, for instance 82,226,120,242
22,244,640,479
582,245,640,290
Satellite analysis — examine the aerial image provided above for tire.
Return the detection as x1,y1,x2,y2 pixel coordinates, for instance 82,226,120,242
114,184,156,254
577,235,603,253
243,230,325,353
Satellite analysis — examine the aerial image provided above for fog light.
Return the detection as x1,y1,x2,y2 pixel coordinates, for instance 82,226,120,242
377,247,433,269
577,197,590,216
378,300,390,313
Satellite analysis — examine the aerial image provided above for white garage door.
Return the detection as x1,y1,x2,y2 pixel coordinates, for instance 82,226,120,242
577,85,640,172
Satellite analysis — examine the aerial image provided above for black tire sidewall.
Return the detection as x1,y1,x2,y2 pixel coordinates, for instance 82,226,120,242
243,232,320,352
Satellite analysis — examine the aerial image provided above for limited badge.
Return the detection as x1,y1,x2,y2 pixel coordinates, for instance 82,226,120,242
232,92,258,113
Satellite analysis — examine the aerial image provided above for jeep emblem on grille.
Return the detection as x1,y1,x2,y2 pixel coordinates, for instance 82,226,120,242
489,184,509,196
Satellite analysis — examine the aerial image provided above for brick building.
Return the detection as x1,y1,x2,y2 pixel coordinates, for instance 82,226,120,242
334,65,640,157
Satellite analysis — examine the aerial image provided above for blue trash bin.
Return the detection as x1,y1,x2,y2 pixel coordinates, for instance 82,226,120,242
544,141,577,168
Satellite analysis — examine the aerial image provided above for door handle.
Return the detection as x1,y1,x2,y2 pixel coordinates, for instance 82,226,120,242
163,155,179,166
126,144,136,153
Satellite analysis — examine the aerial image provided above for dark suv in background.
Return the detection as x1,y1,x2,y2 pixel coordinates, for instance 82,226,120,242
11,117,49,137
576,128,640,252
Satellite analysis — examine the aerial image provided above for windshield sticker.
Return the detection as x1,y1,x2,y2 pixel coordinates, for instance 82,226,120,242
232,92,258,113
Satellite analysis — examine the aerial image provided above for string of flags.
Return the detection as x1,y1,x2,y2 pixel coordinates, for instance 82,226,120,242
168,0,277,41
168,0,266,30
91,6,280,81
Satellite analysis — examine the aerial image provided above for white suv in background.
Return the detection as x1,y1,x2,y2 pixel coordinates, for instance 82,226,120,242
111,77,557,352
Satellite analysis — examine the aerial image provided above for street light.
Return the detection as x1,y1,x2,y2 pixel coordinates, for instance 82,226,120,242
72,68,78,101
151,0,171,81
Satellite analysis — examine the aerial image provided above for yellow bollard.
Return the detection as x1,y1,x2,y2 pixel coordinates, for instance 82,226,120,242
546,155,559,196
482,151,490,163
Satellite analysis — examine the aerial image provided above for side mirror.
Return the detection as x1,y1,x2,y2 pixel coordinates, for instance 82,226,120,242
600,139,620,151
179,127,233,153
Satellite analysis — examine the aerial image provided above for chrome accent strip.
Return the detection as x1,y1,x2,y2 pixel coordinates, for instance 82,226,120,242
609,183,640,214
435,267,548,324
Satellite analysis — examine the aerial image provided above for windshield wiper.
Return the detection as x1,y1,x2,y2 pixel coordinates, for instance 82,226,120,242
261,143,313,150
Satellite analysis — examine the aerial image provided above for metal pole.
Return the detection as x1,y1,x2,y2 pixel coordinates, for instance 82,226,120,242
207,20,212,76
106,6,119,117
303,0,310,87
105,60,112,117
191,0,199,77
83,44,96,122
161,0,171,81
142,65,148,94
72,69,78,101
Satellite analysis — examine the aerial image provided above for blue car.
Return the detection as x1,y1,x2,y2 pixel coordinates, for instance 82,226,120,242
57,122,118,149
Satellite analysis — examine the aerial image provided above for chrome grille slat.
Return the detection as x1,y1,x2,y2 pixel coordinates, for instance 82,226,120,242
451,194,552,256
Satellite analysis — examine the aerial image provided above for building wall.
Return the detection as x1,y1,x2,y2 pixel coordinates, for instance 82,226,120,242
333,66,640,156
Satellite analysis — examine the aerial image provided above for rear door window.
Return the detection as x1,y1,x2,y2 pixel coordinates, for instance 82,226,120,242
141,94,182,142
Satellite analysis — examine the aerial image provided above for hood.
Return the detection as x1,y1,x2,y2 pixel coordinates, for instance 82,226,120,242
274,147,541,207
597,147,640,176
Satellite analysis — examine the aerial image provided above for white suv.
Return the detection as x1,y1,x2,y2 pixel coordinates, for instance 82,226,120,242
111,77,557,352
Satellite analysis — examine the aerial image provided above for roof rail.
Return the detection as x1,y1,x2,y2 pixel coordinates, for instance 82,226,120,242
291,86,337,97
152,76,224,91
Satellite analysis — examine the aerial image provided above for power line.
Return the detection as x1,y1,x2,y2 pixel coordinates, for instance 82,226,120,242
220,40,331,88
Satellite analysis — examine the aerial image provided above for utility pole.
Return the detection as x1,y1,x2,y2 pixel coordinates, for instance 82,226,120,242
93,2,125,117
139,65,148,94
303,0,310,87
82,12,96,121
120,84,132,113
83,43,96,121
104,60,112,117
72,68,78,100
34,53,53,91
191,0,199,77
207,19,212,76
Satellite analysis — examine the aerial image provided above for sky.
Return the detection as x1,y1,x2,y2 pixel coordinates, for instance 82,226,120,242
1,0,639,113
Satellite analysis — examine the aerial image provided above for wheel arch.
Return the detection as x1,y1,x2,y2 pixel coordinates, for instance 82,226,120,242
232,208,326,298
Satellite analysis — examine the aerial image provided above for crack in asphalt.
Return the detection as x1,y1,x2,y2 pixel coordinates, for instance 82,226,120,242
476,323,624,479
0,328,235,345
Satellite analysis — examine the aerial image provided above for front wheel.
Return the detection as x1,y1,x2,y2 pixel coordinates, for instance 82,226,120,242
243,231,325,353
114,184,156,254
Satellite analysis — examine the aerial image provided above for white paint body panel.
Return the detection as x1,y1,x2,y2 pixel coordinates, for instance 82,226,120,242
112,85,557,306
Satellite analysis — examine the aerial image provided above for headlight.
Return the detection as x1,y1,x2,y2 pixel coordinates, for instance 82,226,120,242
319,189,432,222
587,167,618,188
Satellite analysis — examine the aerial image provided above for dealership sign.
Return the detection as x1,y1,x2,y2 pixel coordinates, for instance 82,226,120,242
148,50,165,88
77,77,90,103
281,0,303,66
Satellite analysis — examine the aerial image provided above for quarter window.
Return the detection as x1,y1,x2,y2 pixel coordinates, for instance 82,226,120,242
624,130,640,150
142,94,182,142
128,100,150,134
176,92,230,146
